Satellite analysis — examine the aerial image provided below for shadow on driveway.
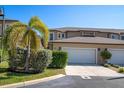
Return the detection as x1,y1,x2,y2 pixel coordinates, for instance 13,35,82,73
107,77,124,80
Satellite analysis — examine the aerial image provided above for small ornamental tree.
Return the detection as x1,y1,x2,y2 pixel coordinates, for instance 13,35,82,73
100,50,112,64
4,16,49,72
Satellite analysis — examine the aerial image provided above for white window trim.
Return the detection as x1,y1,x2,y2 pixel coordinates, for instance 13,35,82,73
49,32,55,41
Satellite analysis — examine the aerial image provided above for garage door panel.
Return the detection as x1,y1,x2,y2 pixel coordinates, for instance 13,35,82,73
109,49,124,64
62,47,96,64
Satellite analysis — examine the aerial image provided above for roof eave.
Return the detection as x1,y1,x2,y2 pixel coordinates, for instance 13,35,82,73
49,41,124,45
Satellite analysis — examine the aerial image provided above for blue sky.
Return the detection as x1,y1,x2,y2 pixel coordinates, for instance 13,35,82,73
3,5,124,29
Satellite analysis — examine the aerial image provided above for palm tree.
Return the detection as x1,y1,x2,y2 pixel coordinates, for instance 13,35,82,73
4,16,49,72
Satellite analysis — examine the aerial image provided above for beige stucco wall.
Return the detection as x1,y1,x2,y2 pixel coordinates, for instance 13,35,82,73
65,31,81,38
52,42,124,49
49,42,124,64
95,32,108,38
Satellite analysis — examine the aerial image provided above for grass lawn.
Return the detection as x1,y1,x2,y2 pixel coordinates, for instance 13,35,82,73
0,62,65,86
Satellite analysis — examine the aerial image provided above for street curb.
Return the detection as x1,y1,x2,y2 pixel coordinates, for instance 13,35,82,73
0,74,65,88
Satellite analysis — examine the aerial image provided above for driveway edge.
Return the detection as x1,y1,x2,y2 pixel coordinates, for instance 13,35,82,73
0,74,65,88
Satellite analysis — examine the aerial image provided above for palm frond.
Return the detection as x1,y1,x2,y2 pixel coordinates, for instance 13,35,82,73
30,30,41,50
21,30,41,51
29,16,49,48
21,30,29,47
4,22,27,50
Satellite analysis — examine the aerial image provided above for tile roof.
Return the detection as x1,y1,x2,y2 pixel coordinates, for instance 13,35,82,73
50,27,124,33
51,37,124,45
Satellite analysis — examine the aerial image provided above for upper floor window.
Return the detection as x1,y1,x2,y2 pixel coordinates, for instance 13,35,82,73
58,33,61,39
49,32,54,40
111,34,119,39
121,35,124,40
82,32,95,37
106,33,110,38
61,33,65,39
57,32,65,39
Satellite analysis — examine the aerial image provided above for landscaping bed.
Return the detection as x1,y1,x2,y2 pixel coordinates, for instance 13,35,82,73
0,62,65,86
103,63,124,73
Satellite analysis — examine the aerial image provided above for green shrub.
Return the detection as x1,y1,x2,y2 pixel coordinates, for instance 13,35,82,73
30,49,52,73
103,63,110,67
118,67,124,73
110,64,114,66
100,50,112,64
108,63,120,68
0,49,1,60
8,48,26,70
112,64,120,68
8,48,52,73
0,49,9,62
0,61,9,73
49,51,68,68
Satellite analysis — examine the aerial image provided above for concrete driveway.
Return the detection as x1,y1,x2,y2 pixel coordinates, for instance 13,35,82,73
19,65,124,88
65,65,124,77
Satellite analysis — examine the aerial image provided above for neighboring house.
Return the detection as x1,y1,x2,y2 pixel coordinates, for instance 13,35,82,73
49,27,124,65
0,18,18,37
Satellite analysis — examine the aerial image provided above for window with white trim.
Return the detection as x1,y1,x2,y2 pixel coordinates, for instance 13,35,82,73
49,32,54,40
58,33,61,39
61,33,65,39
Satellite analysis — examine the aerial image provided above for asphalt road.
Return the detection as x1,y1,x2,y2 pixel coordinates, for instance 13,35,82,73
19,75,124,88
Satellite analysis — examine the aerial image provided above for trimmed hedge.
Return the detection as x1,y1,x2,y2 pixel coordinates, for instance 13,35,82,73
8,48,52,73
103,63,110,67
49,51,68,68
110,64,120,68
30,49,52,73
8,48,26,70
118,67,124,73
0,49,9,62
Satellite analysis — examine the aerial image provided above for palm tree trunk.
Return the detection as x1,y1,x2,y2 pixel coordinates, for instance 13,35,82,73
24,43,30,72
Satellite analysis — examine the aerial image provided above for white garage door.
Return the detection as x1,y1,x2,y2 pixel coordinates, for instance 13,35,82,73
109,49,124,64
62,47,96,64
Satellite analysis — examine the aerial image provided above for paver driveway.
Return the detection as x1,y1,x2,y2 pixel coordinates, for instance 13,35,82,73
65,65,124,77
